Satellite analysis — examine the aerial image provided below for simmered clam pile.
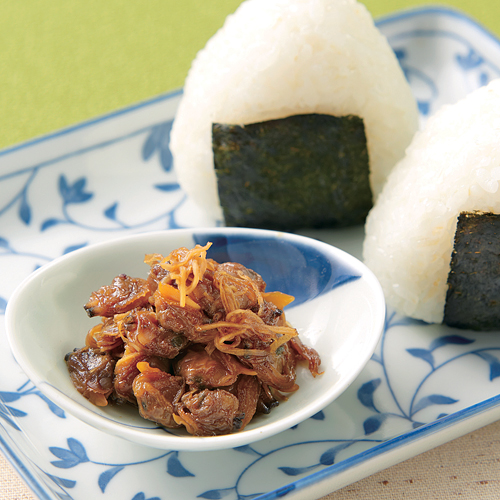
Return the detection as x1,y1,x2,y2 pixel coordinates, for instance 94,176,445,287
65,243,321,436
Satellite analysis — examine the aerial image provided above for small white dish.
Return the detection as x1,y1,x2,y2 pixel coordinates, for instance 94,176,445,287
5,227,385,451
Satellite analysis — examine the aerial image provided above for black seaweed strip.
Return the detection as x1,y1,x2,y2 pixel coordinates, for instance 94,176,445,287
212,113,372,230
444,211,500,330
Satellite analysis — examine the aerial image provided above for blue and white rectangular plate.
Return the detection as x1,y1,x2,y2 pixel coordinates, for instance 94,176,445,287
2,6,500,500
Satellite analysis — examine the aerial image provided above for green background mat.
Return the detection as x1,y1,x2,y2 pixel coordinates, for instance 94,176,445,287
1,0,499,151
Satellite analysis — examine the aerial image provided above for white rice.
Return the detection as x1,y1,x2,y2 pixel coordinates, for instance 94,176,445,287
363,79,500,323
170,0,418,222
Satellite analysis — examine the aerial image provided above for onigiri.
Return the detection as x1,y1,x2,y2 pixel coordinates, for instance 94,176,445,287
170,0,418,228
363,78,500,328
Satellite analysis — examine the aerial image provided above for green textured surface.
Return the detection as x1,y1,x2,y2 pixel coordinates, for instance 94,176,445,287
0,0,243,150
213,114,371,230
1,0,500,150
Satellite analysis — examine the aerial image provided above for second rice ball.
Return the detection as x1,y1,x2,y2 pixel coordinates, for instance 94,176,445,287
363,79,500,329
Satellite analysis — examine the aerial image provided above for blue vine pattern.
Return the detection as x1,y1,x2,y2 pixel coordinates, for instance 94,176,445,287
44,437,193,499
0,120,183,236
142,121,174,173
197,439,385,500
0,380,66,431
358,312,500,436
389,28,500,117
39,172,184,232
42,432,387,500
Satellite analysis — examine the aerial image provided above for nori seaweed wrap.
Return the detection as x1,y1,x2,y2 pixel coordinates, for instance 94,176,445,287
444,212,500,331
213,113,371,230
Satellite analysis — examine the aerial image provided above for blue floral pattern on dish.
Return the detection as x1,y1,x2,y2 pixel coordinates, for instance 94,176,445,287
2,7,500,500
142,120,174,172
358,314,483,433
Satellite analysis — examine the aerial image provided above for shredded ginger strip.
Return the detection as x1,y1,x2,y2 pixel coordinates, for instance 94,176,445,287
150,242,213,308
196,309,298,357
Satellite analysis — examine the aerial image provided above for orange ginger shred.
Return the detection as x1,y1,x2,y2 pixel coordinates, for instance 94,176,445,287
262,291,295,310
158,243,212,307
157,282,201,310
